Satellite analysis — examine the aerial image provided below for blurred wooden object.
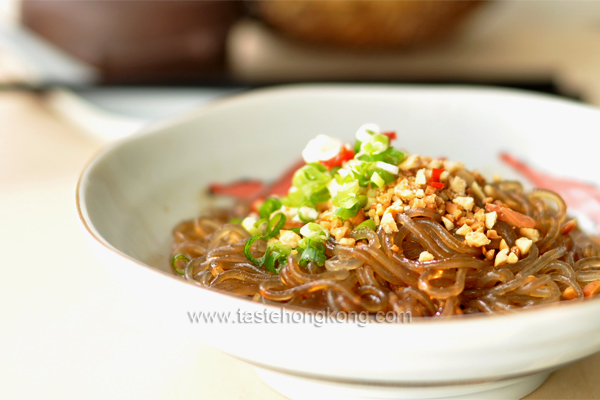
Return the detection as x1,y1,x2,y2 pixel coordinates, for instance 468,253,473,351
21,0,242,84
253,0,482,49
229,1,600,106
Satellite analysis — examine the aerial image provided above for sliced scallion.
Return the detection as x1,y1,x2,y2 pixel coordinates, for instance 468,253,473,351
357,219,377,231
171,253,190,276
300,222,330,242
259,197,282,219
371,171,385,188
244,235,265,266
264,212,286,239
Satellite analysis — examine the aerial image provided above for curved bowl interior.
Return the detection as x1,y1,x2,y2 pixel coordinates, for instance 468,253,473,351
78,85,600,384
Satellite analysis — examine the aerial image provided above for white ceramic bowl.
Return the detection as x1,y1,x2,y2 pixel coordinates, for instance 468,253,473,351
77,85,600,400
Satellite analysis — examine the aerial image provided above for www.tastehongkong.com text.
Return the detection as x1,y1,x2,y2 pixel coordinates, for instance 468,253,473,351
187,308,411,327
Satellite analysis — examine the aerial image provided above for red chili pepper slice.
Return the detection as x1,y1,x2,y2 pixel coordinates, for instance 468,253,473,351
320,145,355,169
430,181,445,189
431,168,445,182
382,131,397,141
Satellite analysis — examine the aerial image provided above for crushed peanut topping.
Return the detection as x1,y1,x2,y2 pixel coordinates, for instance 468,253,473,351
419,251,435,262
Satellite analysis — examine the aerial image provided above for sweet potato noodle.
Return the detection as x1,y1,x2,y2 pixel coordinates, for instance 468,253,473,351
171,183,600,317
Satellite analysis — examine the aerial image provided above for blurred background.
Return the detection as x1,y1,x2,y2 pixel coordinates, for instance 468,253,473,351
3,0,600,137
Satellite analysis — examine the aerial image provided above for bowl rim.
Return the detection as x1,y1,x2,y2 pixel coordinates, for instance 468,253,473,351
76,83,600,326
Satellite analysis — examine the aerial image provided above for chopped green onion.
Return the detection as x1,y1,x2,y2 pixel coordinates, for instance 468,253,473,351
300,222,330,242
259,197,282,220
281,188,304,208
244,235,265,266
375,161,399,175
334,201,364,219
242,217,262,235
375,169,395,185
329,166,342,176
288,227,302,235
382,147,405,165
298,241,327,267
356,123,380,142
309,187,331,204
333,193,360,209
298,204,319,223
293,164,332,195
264,242,292,274
357,219,377,231
371,171,385,188
361,134,389,156
264,212,286,239
228,217,242,224
171,253,190,276
353,139,362,154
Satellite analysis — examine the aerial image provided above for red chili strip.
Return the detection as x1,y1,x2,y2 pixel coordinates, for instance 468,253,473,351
382,131,397,141
320,145,354,170
431,168,444,182
485,203,536,228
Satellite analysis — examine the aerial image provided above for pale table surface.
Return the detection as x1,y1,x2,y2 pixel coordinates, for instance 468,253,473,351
1,90,599,400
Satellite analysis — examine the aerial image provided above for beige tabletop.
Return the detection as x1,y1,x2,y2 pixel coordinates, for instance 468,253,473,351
1,90,599,400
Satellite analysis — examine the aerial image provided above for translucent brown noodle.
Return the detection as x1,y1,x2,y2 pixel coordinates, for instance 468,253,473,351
170,182,600,318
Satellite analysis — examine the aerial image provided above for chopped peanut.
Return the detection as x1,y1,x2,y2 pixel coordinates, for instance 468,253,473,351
453,196,474,212
339,238,356,247
470,221,484,231
495,248,509,267
510,246,521,259
443,160,464,174
499,239,509,251
486,230,500,239
279,230,302,248
473,208,485,222
380,213,398,234
446,201,460,215
485,211,497,230
419,251,435,262
520,228,541,242
456,217,474,227
331,226,350,242
441,216,455,231
410,198,427,209
399,154,422,170
456,224,473,236
450,176,467,195
515,237,533,255
485,248,495,261
415,169,427,185
347,209,366,226
425,185,437,196
439,170,450,182
465,232,491,247
507,252,519,264
320,221,332,230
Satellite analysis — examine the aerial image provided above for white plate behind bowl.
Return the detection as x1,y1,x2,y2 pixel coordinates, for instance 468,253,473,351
78,85,600,400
